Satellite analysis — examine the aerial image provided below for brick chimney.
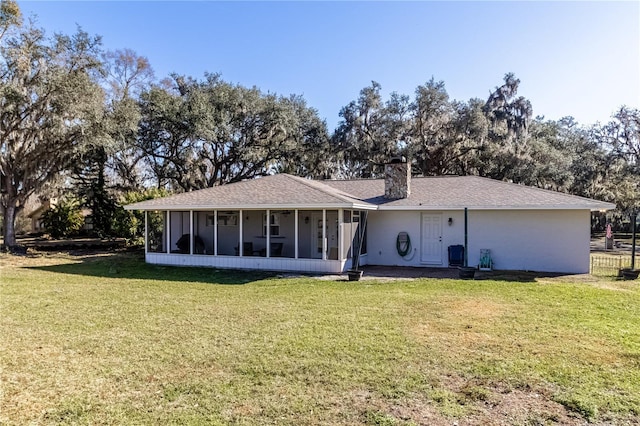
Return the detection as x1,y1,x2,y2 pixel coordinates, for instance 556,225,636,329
384,157,411,199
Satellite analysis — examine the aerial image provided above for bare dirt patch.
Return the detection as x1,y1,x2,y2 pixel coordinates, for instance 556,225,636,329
457,386,583,426
449,299,505,319
0,248,132,269
350,379,594,426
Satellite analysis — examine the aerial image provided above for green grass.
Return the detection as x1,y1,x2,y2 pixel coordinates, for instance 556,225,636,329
1,251,639,425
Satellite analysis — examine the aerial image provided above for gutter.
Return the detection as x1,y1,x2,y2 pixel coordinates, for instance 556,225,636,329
124,202,378,211
375,204,616,212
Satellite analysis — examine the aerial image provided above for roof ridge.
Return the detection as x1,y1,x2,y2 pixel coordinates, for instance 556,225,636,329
324,175,464,183
283,174,365,204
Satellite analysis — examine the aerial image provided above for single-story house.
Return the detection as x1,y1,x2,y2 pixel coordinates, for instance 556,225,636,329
26,197,93,234
26,198,58,233
125,160,615,274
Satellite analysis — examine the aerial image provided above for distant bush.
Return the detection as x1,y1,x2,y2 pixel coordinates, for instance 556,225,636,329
41,199,84,239
113,188,172,245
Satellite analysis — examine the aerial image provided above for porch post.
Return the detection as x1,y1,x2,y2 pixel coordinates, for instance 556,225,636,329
322,209,327,260
294,209,299,259
266,209,271,257
144,211,148,255
213,210,218,256
338,209,344,261
239,209,244,256
166,210,170,254
189,210,194,255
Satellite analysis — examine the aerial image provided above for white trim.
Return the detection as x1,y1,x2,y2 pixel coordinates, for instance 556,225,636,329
294,209,299,259
166,210,170,254
266,209,270,258
213,210,218,256
145,252,348,274
144,211,148,255
189,210,194,255
322,209,327,261
338,209,344,262
127,202,614,213
239,209,244,256
377,204,616,211
125,202,377,211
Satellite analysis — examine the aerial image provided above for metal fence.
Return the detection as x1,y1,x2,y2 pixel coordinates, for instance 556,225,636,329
590,255,639,276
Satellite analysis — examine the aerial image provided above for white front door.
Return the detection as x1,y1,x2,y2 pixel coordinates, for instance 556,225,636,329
421,213,443,264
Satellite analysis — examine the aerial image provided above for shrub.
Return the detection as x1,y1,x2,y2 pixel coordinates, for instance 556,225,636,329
111,205,140,241
41,199,84,239
111,188,172,244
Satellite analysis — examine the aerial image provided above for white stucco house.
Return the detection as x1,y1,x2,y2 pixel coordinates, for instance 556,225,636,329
125,160,615,274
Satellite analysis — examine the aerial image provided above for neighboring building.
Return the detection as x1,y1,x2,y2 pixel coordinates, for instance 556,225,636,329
125,160,615,274
26,198,57,233
25,198,93,234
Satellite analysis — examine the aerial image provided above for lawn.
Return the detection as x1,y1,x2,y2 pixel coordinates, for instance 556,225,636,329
1,251,639,425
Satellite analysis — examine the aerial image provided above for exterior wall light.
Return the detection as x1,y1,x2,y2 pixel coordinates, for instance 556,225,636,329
448,217,453,226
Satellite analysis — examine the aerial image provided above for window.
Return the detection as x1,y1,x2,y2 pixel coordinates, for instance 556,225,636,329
263,213,280,236
218,213,238,226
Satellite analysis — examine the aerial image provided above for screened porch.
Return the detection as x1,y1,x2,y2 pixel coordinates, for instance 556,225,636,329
144,208,368,273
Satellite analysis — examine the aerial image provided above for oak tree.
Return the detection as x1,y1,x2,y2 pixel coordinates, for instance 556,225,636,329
0,11,104,246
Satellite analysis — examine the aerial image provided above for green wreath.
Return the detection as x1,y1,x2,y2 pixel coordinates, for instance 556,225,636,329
396,233,411,257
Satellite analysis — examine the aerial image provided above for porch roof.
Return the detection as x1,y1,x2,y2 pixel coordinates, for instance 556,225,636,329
124,173,376,211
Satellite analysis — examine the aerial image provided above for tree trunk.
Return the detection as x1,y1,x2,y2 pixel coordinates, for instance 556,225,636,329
2,203,17,248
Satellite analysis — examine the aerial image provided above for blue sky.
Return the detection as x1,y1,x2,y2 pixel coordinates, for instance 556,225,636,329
17,1,640,130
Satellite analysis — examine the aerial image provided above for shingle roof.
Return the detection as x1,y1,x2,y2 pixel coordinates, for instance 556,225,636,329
323,175,615,210
125,174,615,211
124,174,372,211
